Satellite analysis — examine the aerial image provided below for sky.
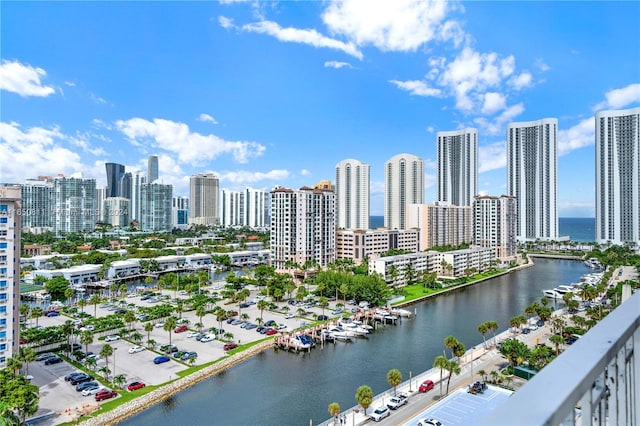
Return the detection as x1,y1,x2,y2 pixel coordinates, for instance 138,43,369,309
1,1,639,218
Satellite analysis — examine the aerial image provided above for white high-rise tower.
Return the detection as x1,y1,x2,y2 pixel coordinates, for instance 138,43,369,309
595,107,640,247
507,118,558,241
384,153,424,230
437,128,478,207
335,159,370,230
189,173,219,226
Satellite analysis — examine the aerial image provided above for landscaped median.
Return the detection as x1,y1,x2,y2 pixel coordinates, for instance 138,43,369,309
75,339,274,426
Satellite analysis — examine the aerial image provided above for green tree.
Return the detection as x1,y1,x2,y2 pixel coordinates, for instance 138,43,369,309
29,307,42,328
17,347,36,377
113,374,127,389
64,287,75,306
433,355,448,396
477,322,488,349
44,276,71,301
257,300,269,321
99,344,114,380
6,357,22,375
164,316,178,346
0,369,39,425
124,310,136,331
355,385,373,415
444,359,461,395
80,331,94,354
77,298,87,313
89,293,102,317
144,322,154,344
444,335,460,358
386,369,402,396
549,334,564,356
328,402,341,425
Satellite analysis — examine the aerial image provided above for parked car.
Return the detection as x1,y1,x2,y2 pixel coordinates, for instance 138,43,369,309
95,389,118,401
82,386,107,397
200,334,215,342
64,372,85,382
46,311,60,317
194,333,206,341
256,326,267,334
264,320,277,327
522,327,531,334
244,323,257,330
277,323,287,330
419,380,435,392
223,343,238,351
128,346,145,354
79,325,95,332
265,328,278,335
468,381,487,395
76,381,99,392
417,419,443,426
536,319,545,327
71,343,82,351
154,322,165,328
187,331,200,338
37,352,57,362
70,373,95,385
386,393,408,410
153,356,170,364
174,325,188,333
127,381,146,391
284,313,294,319
180,352,197,361
317,315,329,321
160,344,178,354
105,335,120,342
370,406,390,422
44,356,62,365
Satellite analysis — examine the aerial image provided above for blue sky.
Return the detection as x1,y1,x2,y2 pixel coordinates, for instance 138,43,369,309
1,1,639,218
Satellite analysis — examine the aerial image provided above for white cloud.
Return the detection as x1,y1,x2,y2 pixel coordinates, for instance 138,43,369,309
509,72,533,90
322,0,456,52
426,126,434,133
64,81,76,87
534,58,550,72
474,102,525,135
218,169,290,185
478,141,507,173
558,117,594,156
218,16,235,29
90,93,107,105
481,92,506,115
0,59,56,97
114,117,265,165
324,61,353,69
370,180,384,195
389,79,442,97
197,113,218,124
241,20,363,59
300,169,311,176
594,83,640,110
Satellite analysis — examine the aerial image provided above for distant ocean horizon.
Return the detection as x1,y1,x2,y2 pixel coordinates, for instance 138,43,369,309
369,216,596,243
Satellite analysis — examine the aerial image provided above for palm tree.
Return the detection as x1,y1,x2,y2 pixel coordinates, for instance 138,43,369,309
509,316,520,333
444,359,461,395
386,369,402,396
98,365,111,381
176,300,184,319
257,300,269,321
113,374,127,389
99,344,114,379
444,335,459,358
477,369,487,383
124,310,136,331
6,357,23,375
144,322,154,343
89,293,102,317
131,332,143,344
223,332,234,342
18,347,37,376
433,355,448,396
86,356,97,372
30,306,43,327
77,298,87,313
328,402,341,426
119,283,128,301
355,385,373,415
477,322,488,349
549,334,564,355
64,287,75,306
164,316,178,346
79,331,94,354
196,305,207,329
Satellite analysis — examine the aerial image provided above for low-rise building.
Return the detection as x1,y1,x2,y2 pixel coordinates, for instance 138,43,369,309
336,228,420,264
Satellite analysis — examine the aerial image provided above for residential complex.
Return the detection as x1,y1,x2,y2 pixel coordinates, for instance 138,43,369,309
140,183,172,232
437,128,478,207
406,202,473,251
335,228,419,265
103,197,130,229
104,162,125,198
20,177,53,231
189,173,219,226
595,107,640,247
269,186,335,271
507,118,559,242
384,153,424,230
335,158,370,230
53,174,97,235
172,196,190,229
222,188,269,229
0,185,21,369
473,195,517,261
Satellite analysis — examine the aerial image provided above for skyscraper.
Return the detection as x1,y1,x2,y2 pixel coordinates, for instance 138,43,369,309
53,174,97,234
189,173,219,226
384,153,424,230
130,171,146,223
221,188,270,229
20,177,54,231
140,183,172,232
221,189,244,227
595,107,640,247
437,128,478,207
270,186,335,270
148,155,159,184
406,202,473,251
335,159,370,230
507,118,558,241
245,187,269,229
120,172,132,200
105,162,125,198
473,195,517,261
0,185,21,369
172,196,189,229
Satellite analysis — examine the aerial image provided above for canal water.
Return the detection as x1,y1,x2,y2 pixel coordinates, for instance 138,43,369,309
121,258,589,426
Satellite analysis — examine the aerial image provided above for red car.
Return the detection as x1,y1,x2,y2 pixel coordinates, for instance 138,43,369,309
264,328,277,335
223,343,238,351
174,325,188,333
95,389,118,401
419,380,435,393
127,381,146,391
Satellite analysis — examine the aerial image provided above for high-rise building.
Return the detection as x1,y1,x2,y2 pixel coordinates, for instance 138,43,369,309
103,197,130,228
221,190,244,227
95,186,107,224
189,173,219,226
384,153,424,230
245,188,269,229
221,188,269,229
140,183,172,232
270,186,335,270
20,177,54,231
437,128,478,207
172,196,189,229
130,171,146,223
406,202,473,251
507,118,558,241
120,172,132,200
53,174,97,234
335,159,370,230
148,155,159,184
473,195,517,261
595,107,640,247
0,185,21,369
105,163,125,198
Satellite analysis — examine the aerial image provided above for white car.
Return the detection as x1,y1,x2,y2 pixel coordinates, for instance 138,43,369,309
417,419,443,426
200,334,215,342
79,325,95,332
82,386,107,396
369,406,390,422
105,335,120,342
187,331,200,338
284,313,294,319
128,346,145,354
277,323,287,330
155,322,165,328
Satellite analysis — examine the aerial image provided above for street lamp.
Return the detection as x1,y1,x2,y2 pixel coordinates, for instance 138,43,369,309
112,347,118,388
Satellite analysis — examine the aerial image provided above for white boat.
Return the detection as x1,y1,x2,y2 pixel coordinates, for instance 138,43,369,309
542,289,563,299
391,308,413,317
341,323,369,335
327,326,356,339
289,335,312,350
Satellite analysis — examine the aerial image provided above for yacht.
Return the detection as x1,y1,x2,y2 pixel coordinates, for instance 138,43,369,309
327,326,355,340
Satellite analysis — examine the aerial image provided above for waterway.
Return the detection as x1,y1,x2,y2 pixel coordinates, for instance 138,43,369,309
121,258,589,426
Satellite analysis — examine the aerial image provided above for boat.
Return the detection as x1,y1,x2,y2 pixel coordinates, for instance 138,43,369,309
542,288,563,299
341,322,370,336
390,308,413,317
327,326,355,340
584,258,604,269
289,335,313,350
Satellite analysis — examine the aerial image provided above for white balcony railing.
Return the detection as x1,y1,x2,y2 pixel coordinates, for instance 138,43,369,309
480,291,640,425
